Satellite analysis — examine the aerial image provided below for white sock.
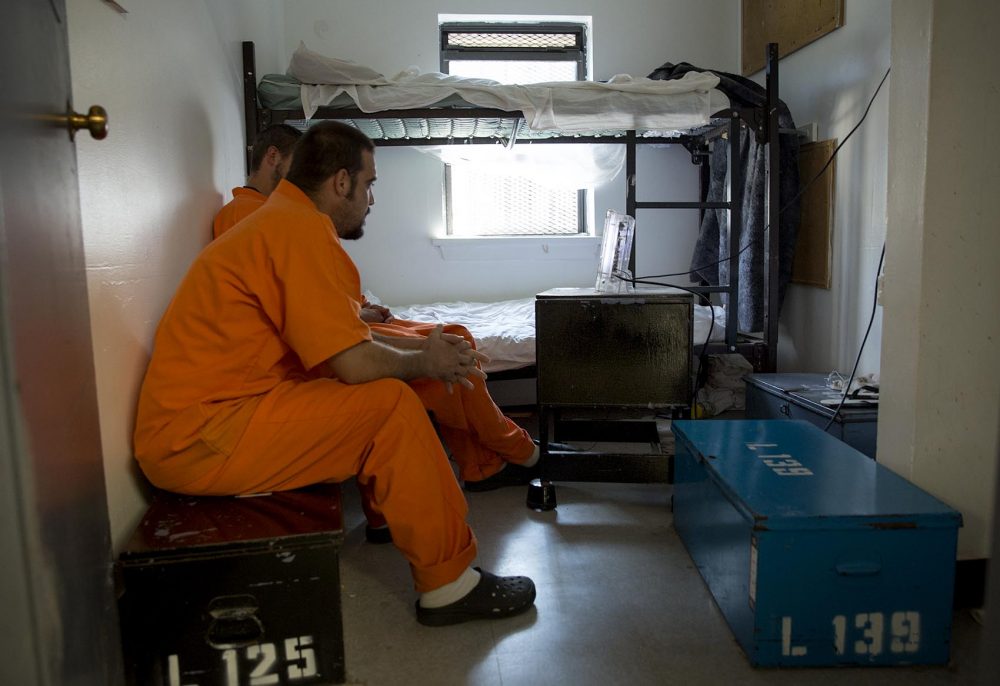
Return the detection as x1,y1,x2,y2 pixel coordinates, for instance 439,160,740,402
520,444,541,468
419,567,481,608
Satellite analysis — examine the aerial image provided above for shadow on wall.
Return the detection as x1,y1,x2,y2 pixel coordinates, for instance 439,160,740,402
87,98,225,545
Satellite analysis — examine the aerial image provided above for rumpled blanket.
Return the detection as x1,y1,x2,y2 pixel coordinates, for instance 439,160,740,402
288,42,725,134
696,353,754,416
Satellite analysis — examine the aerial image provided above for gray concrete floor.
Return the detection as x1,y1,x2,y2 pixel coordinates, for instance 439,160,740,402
337,479,983,686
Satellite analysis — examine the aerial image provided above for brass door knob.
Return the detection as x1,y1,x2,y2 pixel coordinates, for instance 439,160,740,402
67,105,108,140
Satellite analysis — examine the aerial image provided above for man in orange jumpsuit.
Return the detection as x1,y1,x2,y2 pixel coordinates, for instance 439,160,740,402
213,129,538,497
135,121,535,625
212,123,302,240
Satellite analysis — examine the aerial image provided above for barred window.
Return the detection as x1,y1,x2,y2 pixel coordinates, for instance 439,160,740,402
440,23,588,237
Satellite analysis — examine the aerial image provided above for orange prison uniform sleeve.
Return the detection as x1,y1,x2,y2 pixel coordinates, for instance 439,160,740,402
212,186,267,239
371,320,535,482
135,180,476,591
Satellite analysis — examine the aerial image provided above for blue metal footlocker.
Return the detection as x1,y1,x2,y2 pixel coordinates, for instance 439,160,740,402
672,419,961,667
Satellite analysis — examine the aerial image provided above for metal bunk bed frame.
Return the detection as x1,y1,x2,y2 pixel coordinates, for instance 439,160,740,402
241,41,781,373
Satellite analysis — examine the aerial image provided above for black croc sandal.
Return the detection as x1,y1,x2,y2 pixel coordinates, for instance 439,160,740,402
416,568,536,626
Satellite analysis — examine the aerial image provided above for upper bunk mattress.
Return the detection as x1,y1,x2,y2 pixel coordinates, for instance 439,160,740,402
262,43,731,136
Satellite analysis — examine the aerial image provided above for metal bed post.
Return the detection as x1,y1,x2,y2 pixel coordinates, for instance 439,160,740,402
625,130,638,276
726,111,743,351
763,42,780,372
242,41,259,176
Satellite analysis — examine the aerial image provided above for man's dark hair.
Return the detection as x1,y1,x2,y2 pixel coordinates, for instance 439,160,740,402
248,124,303,173
285,121,375,195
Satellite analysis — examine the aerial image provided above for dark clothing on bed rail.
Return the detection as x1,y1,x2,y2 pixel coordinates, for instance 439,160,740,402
648,61,800,332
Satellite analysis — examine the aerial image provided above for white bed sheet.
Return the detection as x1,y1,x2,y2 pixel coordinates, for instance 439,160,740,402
387,296,727,374
390,298,536,374
289,43,729,134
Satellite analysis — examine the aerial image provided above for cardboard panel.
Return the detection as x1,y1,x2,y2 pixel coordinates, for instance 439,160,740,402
742,0,845,75
791,139,836,289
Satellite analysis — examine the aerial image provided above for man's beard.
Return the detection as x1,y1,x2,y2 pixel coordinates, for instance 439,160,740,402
340,209,369,240
341,224,364,240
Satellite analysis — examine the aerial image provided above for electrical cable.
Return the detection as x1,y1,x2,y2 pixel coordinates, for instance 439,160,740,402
822,243,886,431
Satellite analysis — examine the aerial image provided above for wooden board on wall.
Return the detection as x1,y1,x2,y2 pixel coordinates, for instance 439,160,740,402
791,139,836,289
742,0,845,75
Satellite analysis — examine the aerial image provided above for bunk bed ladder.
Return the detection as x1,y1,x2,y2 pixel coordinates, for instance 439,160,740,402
625,121,743,352
624,113,744,354
624,125,742,345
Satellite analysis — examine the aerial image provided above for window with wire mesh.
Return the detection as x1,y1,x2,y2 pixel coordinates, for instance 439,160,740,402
440,23,587,237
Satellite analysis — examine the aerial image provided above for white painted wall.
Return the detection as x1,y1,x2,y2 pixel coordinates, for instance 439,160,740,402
280,0,739,305
880,0,1000,560
768,0,891,375
67,0,282,549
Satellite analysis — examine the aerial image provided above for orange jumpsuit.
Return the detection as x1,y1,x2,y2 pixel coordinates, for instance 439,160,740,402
371,320,534,481
212,189,534,483
135,180,476,591
212,186,267,239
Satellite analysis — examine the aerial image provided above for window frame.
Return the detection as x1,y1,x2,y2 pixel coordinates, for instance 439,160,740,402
439,22,587,79
442,167,588,237
439,21,590,238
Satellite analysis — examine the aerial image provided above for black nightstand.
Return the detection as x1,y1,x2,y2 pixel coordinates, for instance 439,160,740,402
534,287,694,482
